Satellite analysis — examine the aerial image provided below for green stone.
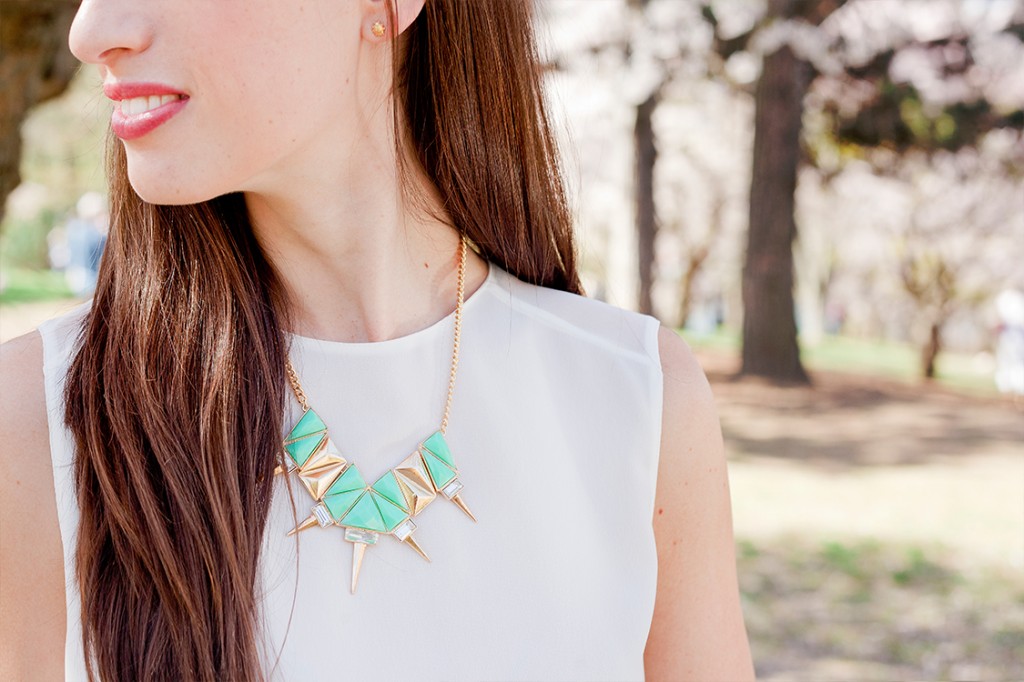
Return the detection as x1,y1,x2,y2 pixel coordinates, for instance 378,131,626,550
371,471,409,512
422,450,457,489
340,492,388,533
323,487,362,520
422,431,455,468
325,464,366,496
287,409,327,441
285,433,324,468
371,492,410,532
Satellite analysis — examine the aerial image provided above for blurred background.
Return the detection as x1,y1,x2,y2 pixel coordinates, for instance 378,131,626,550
1,0,1022,679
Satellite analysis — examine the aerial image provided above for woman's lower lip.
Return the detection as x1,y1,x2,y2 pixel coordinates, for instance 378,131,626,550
110,98,188,141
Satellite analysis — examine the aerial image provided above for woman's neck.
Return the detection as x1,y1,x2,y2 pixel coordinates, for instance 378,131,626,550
245,162,487,344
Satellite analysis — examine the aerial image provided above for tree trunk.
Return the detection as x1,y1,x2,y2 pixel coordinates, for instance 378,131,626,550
921,320,942,380
676,191,722,327
634,89,659,316
740,44,811,384
677,245,709,328
0,1,80,222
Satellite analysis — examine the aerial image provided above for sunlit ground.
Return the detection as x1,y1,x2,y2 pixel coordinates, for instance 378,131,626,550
697,348,1024,681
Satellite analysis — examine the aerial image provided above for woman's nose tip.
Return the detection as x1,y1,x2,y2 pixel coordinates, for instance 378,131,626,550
68,1,153,66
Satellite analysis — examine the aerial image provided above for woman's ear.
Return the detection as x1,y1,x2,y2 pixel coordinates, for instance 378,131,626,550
392,0,427,35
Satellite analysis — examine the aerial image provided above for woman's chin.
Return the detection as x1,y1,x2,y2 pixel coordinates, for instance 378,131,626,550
126,164,224,207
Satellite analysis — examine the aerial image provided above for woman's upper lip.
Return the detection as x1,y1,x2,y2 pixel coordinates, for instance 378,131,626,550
103,81,188,101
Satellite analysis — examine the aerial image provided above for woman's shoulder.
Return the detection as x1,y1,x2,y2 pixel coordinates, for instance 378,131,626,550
0,301,90,434
0,326,50,470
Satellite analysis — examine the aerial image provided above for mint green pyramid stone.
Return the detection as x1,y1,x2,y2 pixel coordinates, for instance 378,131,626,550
325,464,366,496
422,450,457,489
285,433,324,468
422,431,455,468
371,492,410,532
287,409,327,441
340,492,388,533
371,471,409,512
323,487,362,520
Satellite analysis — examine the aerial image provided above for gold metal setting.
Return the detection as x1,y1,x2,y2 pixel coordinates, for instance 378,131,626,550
297,439,347,499
281,237,474,594
394,450,438,515
371,20,386,38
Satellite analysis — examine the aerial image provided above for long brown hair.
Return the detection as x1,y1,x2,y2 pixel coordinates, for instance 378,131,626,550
64,1,580,680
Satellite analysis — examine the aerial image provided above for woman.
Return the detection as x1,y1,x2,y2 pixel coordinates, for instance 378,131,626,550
0,1,754,680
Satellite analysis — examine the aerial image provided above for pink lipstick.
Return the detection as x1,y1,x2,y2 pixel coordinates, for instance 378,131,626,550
105,82,189,141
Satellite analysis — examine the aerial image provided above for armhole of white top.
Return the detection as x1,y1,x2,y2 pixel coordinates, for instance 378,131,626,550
645,315,665,522
37,308,90,681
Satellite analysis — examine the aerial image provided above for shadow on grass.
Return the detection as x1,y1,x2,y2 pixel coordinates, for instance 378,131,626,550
697,351,1024,469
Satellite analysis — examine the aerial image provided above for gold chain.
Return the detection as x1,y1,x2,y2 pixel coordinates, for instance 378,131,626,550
286,359,311,411
285,235,468,433
440,236,467,434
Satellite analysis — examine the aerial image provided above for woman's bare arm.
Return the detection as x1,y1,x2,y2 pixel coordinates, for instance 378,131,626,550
644,326,755,681
0,331,66,681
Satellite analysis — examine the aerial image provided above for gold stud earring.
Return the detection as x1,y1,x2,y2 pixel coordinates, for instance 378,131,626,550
371,21,386,38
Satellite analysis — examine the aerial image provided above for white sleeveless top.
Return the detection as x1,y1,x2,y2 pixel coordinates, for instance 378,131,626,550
39,262,664,682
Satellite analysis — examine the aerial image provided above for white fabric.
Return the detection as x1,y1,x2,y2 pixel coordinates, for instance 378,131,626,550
39,262,664,682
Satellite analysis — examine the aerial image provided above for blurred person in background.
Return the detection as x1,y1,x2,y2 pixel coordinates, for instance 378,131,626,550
62,191,108,296
994,288,1024,397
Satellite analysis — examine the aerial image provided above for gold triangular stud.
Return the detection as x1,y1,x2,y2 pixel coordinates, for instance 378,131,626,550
286,513,318,536
402,535,431,562
451,493,476,522
351,542,367,594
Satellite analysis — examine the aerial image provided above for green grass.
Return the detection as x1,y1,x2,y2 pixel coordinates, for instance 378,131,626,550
681,326,998,396
800,333,996,394
0,268,74,305
801,334,919,380
680,326,741,352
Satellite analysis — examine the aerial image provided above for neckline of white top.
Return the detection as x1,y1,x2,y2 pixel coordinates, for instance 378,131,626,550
285,260,498,356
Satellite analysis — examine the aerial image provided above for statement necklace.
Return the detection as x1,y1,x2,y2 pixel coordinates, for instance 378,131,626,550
275,236,475,593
